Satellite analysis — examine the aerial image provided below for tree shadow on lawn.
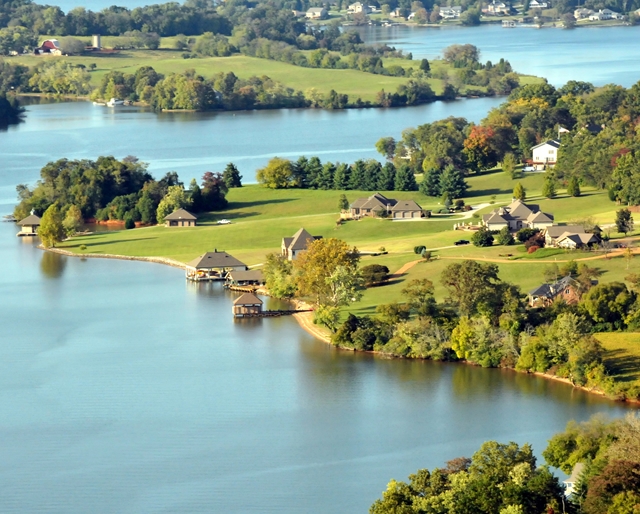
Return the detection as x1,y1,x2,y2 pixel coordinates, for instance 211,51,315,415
603,348,640,382
64,237,156,248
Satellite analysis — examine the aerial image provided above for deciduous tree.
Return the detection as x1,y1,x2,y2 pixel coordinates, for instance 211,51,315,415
39,203,65,248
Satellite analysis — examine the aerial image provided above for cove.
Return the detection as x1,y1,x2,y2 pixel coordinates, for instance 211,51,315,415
0,220,635,513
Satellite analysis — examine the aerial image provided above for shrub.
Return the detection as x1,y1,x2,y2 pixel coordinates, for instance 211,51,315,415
528,245,540,253
124,216,135,229
361,264,390,287
414,245,426,254
517,227,539,243
524,233,545,249
79,244,87,251
496,226,515,246
472,227,494,247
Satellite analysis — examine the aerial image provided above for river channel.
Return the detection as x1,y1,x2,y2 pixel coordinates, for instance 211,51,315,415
1,25,639,513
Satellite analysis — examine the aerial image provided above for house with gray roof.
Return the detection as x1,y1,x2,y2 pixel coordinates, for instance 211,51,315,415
282,228,322,260
544,225,600,248
164,208,197,227
226,270,265,287
233,292,263,317
482,199,554,231
350,193,397,218
390,199,424,219
528,276,583,307
531,140,561,170
563,463,586,497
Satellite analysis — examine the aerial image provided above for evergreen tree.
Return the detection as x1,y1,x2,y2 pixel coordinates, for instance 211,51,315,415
292,156,309,188
502,152,517,179
419,168,441,197
394,165,418,191
39,203,65,248
338,194,349,211
542,175,557,199
567,176,581,197
377,162,396,191
317,162,336,190
306,156,323,189
222,162,242,188
439,165,468,198
513,182,526,201
349,160,367,190
333,163,351,190
188,178,203,212
364,160,382,191
615,208,634,235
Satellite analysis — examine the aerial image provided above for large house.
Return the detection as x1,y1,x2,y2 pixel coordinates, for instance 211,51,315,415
440,5,462,18
282,228,322,260
482,199,554,231
529,0,548,8
531,140,560,170
544,225,600,249
484,1,511,15
348,2,370,13
349,193,423,219
574,7,594,18
164,208,197,227
528,276,582,307
589,8,623,20
306,7,328,18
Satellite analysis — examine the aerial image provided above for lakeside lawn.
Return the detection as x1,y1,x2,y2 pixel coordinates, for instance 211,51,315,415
60,168,639,320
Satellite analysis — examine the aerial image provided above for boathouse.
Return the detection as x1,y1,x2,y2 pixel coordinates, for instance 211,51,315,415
165,208,197,227
17,214,41,236
226,270,265,287
233,293,263,317
186,250,248,280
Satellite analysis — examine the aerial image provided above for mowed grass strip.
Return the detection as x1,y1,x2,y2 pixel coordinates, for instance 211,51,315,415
595,333,640,383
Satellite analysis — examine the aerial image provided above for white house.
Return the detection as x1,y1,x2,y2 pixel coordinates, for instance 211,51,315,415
306,7,327,18
563,463,586,497
485,1,511,15
440,5,462,18
529,0,548,8
531,139,560,170
574,7,594,18
348,2,370,13
589,8,623,20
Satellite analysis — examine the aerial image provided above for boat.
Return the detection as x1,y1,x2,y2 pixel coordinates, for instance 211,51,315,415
106,98,125,107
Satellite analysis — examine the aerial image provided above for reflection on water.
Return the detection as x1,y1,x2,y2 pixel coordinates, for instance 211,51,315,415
40,250,67,279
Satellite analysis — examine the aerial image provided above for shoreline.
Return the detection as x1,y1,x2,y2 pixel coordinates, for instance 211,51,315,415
40,245,639,405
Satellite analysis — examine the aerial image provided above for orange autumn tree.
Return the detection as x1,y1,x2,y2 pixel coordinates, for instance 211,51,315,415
463,125,498,172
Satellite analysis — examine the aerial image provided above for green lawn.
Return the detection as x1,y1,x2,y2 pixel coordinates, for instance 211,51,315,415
595,333,640,383
59,171,640,317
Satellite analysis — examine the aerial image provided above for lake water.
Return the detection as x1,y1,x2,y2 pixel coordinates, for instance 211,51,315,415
0,97,503,204
0,220,634,513
1,22,640,513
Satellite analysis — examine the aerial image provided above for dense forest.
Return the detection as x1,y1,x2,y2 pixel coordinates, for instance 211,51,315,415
370,413,640,514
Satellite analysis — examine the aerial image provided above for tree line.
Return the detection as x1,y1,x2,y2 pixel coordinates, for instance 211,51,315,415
370,412,640,514
256,156,419,191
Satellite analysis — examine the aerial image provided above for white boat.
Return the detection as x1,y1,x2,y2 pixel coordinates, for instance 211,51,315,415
106,98,125,107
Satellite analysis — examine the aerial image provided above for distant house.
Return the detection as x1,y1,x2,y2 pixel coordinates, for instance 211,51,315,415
291,9,306,16
482,199,554,231
528,276,583,307
186,250,248,280
440,5,462,18
574,7,594,19
390,199,424,219
563,463,586,497
502,19,516,26
589,8,622,20
529,0,547,8
348,2,370,13
407,11,416,19
164,208,197,227
226,270,265,287
34,39,62,55
233,292,263,317
544,225,587,246
350,193,396,218
531,139,560,170
16,214,41,236
390,7,403,17
556,232,600,249
282,228,322,260
484,1,511,15
306,7,328,18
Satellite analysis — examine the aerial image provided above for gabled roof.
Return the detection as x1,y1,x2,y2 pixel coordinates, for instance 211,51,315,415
483,212,508,224
531,139,561,150
527,211,554,223
227,270,265,282
233,292,263,306
17,214,42,226
529,275,576,298
507,199,536,219
391,199,423,212
545,225,586,238
187,251,247,270
164,208,197,221
284,228,320,252
307,7,326,12
360,193,397,211
557,232,598,246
